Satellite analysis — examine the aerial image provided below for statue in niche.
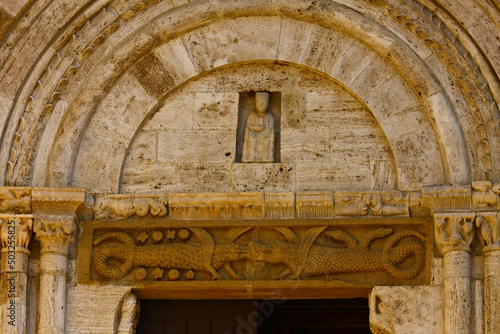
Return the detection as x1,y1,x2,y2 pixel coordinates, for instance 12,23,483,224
241,92,275,162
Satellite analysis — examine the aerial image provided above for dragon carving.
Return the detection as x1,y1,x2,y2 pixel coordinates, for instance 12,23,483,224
93,227,250,280
248,227,426,280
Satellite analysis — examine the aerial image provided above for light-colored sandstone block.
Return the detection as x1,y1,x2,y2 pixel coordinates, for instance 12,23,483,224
121,163,179,194
281,127,330,162
193,92,239,130
230,163,296,192
125,131,157,165
157,130,236,163
296,162,371,191
0,0,29,16
143,91,195,130
155,38,200,85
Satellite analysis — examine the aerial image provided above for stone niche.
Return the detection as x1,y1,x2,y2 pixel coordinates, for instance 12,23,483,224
121,62,396,194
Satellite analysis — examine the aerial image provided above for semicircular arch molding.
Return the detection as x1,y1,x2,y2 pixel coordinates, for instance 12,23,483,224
0,0,479,191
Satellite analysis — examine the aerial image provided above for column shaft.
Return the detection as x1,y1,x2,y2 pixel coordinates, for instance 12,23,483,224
484,250,500,334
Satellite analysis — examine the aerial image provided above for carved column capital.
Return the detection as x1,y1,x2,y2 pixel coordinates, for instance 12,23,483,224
0,215,33,252
434,213,476,254
34,216,76,255
476,212,500,252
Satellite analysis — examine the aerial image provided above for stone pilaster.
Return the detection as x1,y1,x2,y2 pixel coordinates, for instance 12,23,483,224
476,213,500,334
32,188,85,334
434,213,476,334
0,215,32,334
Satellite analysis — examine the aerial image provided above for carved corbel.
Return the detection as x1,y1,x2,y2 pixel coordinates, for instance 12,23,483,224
434,213,476,254
476,213,500,252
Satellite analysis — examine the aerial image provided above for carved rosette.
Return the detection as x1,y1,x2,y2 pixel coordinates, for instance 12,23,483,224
476,213,500,252
34,217,76,255
434,213,476,254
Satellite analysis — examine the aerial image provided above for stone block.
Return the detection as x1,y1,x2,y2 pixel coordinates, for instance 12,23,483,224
130,53,175,99
296,162,371,191
157,130,236,163
281,92,307,129
379,104,429,141
86,72,157,144
155,38,200,85
43,0,82,28
230,163,296,192
193,92,239,130
125,131,157,165
0,0,29,16
349,55,395,100
176,162,231,193
281,127,330,162
121,163,179,194
143,91,195,130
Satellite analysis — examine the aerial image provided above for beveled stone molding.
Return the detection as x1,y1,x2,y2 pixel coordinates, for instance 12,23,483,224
93,194,168,220
31,187,86,216
476,213,500,252
434,213,476,254
78,218,431,298
34,217,76,255
422,185,472,213
334,191,409,217
0,187,31,214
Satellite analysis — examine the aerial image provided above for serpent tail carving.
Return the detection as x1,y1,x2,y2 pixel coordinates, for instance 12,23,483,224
93,232,136,279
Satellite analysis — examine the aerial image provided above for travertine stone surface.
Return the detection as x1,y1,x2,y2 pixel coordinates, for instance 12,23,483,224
369,286,443,334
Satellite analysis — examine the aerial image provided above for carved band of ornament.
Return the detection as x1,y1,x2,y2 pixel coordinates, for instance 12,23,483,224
33,217,76,254
31,187,86,216
434,213,476,254
334,191,409,217
0,216,33,253
0,187,31,214
476,213,500,252
93,195,168,220
87,222,428,284
422,185,472,213
472,181,500,211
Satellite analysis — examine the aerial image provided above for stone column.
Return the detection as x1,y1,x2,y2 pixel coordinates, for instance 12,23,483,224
0,215,32,334
476,213,500,334
434,213,476,334
31,187,85,334
34,216,75,334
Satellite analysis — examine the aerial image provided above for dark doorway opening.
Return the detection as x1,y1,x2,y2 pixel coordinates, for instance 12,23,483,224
136,298,370,334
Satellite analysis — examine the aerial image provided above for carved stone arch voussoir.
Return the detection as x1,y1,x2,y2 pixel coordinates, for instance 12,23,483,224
30,2,469,194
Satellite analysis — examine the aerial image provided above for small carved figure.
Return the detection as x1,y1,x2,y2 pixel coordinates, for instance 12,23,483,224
241,92,275,162
93,197,167,220
248,227,425,280
0,189,31,214
472,181,500,208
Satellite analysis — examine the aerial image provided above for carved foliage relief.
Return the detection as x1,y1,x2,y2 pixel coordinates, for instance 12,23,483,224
79,219,431,287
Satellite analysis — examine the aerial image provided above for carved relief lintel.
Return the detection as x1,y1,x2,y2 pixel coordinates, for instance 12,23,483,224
296,191,334,218
0,187,31,214
334,191,409,217
34,216,76,255
472,181,500,211
476,212,500,252
434,213,476,254
93,194,168,220
422,185,472,213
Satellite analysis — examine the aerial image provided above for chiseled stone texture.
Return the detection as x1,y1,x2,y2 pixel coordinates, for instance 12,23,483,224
66,285,132,334
370,286,443,334
122,62,397,193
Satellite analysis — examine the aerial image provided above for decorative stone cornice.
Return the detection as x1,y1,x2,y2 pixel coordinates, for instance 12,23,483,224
434,213,476,254
422,185,472,213
34,217,76,255
476,213,500,252
32,187,86,216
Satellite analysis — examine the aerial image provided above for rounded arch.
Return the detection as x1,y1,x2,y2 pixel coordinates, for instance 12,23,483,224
4,0,493,191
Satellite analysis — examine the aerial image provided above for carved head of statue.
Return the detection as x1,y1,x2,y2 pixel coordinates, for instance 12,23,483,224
255,91,270,115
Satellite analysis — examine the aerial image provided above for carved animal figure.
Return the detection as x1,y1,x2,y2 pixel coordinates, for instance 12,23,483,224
93,197,167,220
0,189,31,214
248,227,425,280
93,228,249,280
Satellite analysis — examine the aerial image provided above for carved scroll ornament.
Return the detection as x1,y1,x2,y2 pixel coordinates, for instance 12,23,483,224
86,220,428,285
